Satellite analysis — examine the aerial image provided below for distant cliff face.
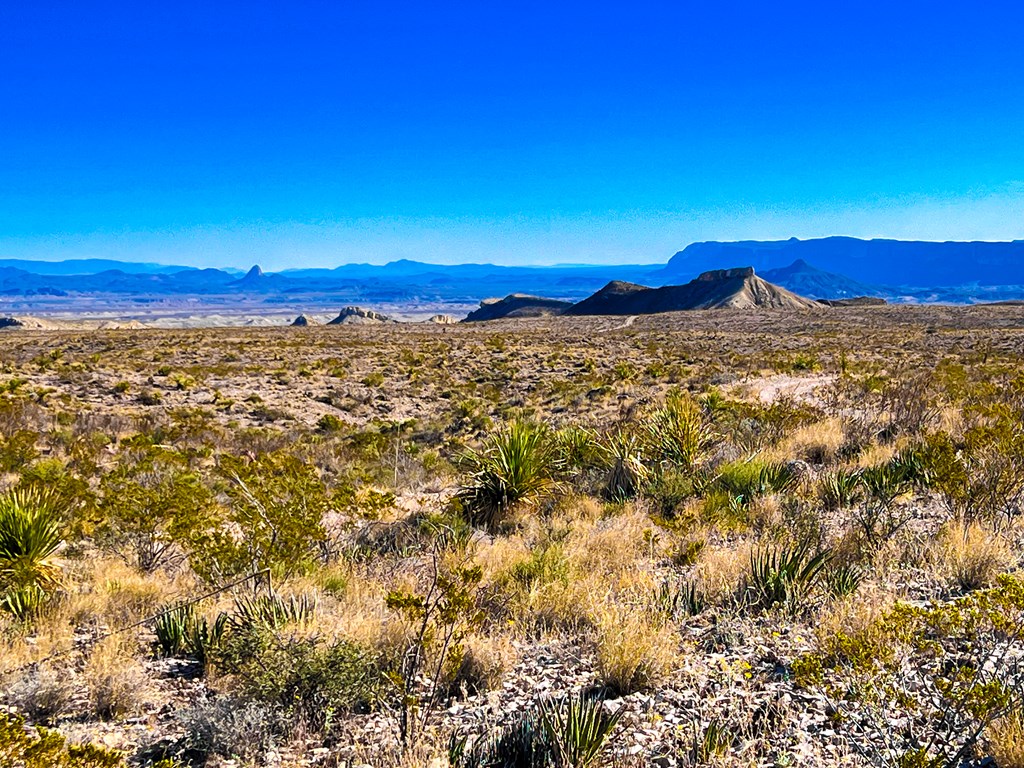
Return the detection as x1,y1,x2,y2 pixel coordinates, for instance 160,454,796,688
663,237,1024,287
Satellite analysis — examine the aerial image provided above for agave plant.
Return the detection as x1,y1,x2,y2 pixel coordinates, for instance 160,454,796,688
0,489,63,596
456,421,562,530
154,604,195,657
819,468,864,511
745,543,832,612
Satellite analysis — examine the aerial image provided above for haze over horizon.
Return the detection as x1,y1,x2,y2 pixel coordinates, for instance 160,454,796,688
3,2,1024,271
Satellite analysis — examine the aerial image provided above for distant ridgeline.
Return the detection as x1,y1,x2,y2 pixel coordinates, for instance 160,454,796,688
663,237,1024,287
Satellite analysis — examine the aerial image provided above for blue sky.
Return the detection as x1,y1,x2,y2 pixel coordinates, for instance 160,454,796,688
2,2,1023,269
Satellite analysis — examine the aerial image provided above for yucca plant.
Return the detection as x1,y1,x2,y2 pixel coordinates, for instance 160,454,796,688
184,612,229,667
231,591,317,631
643,393,715,470
826,562,864,599
456,421,561,530
450,710,552,768
0,489,63,591
745,543,832,613
686,719,734,764
541,693,621,768
0,489,63,619
1,583,48,621
602,429,649,501
552,425,603,473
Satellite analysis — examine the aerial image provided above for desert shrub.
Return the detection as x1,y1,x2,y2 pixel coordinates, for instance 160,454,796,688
204,451,331,579
4,665,78,723
96,448,215,572
645,468,695,517
0,429,40,471
924,425,1024,526
227,634,382,729
0,711,124,767
742,543,832,613
455,421,562,530
177,696,289,765
793,575,1024,767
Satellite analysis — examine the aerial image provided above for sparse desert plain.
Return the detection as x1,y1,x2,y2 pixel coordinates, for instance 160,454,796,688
4,305,1024,767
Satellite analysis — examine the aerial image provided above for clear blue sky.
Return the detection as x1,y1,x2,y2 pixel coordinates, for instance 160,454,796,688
2,2,1023,269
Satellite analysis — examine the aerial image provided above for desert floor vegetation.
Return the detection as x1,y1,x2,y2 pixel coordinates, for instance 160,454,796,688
3,305,1024,766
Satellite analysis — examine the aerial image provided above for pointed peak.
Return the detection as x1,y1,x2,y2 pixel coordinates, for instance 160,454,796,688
245,265,264,279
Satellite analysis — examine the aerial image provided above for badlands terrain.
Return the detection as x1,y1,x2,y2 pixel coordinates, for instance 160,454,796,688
3,305,1024,767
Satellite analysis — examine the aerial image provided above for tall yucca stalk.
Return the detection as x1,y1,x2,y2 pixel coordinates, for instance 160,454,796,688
457,421,560,530
0,488,63,592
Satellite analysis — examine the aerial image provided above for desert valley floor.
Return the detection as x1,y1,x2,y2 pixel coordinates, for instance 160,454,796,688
4,305,1024,767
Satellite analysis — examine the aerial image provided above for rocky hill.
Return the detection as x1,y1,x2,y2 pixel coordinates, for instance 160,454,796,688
565,267,821,316
326,307,395,325
462,294,574,322
761,259,887,300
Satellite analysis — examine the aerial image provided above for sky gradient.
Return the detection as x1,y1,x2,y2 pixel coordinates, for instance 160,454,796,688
2,2,1023,269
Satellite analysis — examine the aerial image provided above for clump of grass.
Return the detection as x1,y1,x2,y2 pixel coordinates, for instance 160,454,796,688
592,603,678,695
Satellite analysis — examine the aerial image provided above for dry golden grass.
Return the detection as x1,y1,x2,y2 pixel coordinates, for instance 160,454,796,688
929,521,1014,592
83,635,157,719
591,601,679,695
771,417,845,464
988,710,1024,768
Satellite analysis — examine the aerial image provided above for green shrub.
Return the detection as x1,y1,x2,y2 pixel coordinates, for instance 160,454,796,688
0,711,124,767
794,575,1024,767
223,634,382,729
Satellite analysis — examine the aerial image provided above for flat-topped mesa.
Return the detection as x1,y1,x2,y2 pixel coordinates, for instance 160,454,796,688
463,294,573,322
697,267,755,281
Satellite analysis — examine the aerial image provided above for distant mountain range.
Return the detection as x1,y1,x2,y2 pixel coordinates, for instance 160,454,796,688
4,237,1024,317
663,237,1024,287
